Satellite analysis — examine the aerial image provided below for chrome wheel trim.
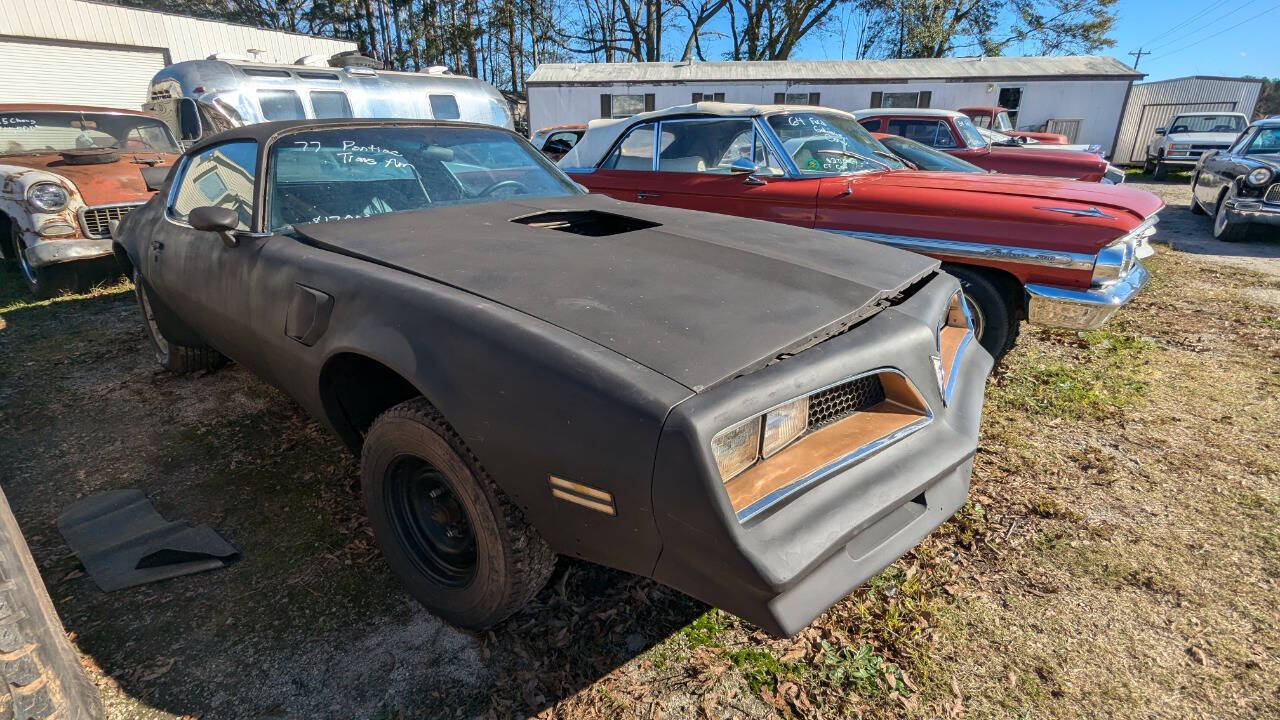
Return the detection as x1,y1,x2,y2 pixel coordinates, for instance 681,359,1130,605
135,274,171,364
1213,194,1230,237
964,295,986,340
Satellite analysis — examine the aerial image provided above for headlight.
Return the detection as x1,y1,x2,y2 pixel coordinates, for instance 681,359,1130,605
27,182,70,212
711,417,761,481
1247,168,1273,186
761,397,809,458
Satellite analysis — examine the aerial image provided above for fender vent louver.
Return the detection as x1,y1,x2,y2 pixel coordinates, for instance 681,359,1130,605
510,210,660,237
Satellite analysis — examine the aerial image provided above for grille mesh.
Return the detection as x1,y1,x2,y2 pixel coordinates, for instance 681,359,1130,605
80,205,140,239
1266,184,1280,205
807,375,886,430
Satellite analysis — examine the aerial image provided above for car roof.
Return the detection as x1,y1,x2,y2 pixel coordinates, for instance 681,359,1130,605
0,103,160,117
854,108,962,119
1250,117,1280,128
186,118,513,155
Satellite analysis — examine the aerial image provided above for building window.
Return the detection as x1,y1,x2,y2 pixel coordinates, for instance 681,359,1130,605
869,91,932,109
601,93,654,118
773,92,821,106
692,92,725,103
997,87,1022,127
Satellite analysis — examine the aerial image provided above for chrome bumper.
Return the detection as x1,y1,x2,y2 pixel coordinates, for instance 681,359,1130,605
23,238,115,269
1025,262,1149,330
1224,198,1280,227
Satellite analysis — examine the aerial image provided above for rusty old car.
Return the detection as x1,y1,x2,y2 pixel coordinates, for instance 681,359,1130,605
1,104,179,297
113,118,991,636
560,102,1161,359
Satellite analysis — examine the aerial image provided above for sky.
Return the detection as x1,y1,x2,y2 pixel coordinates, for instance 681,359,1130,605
692,0,1279,82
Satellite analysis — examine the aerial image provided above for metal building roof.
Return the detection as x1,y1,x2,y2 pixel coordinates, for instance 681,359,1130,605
528,55,1143,85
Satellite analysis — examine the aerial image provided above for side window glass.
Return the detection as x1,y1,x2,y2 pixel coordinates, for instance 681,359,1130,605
602,123,656,171
310,91,352,119
1229,129,1254,155
658,118,752,173
858,118,881,132
169,141,257,230
258,90,305,121
429,94,461,120
934,122,958,148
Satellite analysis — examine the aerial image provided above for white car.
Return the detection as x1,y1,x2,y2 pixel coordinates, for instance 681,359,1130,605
1144,112,1248,180
974,126,1102,155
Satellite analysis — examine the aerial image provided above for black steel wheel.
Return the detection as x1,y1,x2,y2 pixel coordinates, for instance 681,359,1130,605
361,398,555,630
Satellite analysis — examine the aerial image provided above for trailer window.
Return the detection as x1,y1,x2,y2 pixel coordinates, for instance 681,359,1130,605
429,94,461,120
310,91,353,119
258,90,305,121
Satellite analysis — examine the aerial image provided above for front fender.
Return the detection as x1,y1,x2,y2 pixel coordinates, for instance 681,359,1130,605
0,165,89,241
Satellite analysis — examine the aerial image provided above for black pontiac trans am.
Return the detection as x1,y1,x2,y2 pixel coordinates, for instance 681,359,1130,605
113,119,992,636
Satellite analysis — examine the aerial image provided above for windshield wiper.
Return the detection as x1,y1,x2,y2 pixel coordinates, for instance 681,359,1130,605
814,148,889,170
872,149,903,165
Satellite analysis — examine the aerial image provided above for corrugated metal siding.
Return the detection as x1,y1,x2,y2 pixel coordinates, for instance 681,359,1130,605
0,38,165,107
528,55,1143,85
1112,76,1263,165
0,0,355,65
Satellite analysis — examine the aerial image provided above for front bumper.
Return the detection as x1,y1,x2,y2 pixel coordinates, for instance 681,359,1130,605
1224,198,1280,228
650,274,992,636
23,237,115,269
1025,261,1149,330
1158,155,1200,167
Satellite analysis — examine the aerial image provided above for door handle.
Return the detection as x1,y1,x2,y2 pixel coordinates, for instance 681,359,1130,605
150,240,164,251
636,191,661,199
743,175,767,186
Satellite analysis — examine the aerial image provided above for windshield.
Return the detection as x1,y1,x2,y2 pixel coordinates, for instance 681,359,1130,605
1169,114,1246,134
994,111,1014,132
976,126,1017,145
1246,127,1280,154
879,136,984,173
952,115,987,149
767,111,903,174
0,111,178,156
267,125,579,232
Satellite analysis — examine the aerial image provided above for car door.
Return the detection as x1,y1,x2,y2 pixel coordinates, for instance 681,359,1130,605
631,117,818,228
1198,129,1252,208
572,120,655,201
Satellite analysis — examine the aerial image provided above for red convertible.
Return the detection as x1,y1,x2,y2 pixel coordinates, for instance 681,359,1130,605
855,108,1125,185
560,103,1160,359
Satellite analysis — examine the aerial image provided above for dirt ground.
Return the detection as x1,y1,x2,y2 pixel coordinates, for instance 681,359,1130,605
0,175,1277,719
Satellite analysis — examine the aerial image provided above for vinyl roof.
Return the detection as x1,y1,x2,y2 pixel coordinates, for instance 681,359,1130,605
528,55,1143,85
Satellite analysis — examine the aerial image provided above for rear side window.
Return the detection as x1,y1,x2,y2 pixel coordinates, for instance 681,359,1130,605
429,94,461,120
168,140,258,230
258,90,305,121
310,91,352,119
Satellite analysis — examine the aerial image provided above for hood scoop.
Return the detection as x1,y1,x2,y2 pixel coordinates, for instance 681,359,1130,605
510,209,660,237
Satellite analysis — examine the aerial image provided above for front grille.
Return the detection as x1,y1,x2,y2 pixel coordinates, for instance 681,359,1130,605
1191,144,1229,151
807,375,885,430
80,204,141,239
1266,184,1280,205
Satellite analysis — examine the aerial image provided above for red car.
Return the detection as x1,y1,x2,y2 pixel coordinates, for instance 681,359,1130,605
959,106,1069,144
0,104,179,297
560,103,1160,358
855,108,1125,184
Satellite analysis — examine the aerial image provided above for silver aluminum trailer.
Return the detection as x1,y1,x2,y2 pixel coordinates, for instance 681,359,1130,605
145,56,514,143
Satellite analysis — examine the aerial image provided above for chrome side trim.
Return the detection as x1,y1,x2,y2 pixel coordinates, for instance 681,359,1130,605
821,228,1097,271
1034,205,1116,219
736,414,933,523
944,332,973,406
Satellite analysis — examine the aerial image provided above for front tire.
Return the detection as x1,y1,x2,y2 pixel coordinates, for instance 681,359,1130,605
1151,157,1168,180
944,265,1019,362
132,268,223,373
361,398,556,630
1213,189,1250,242
1189,175,1207,215
13,227,81,300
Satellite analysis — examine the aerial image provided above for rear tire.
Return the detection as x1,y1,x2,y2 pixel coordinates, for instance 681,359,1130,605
944,265,1019,362
361,398,556,631
132,268,223,373
0,489,105,720
1151,159,1167,180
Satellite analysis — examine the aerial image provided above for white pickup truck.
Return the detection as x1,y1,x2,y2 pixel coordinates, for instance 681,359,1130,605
1144,112,1248,180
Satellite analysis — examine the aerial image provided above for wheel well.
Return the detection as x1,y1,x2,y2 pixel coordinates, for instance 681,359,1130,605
319,353,423,453
0,213,15,261
941,262,1025,320
112,243,134,275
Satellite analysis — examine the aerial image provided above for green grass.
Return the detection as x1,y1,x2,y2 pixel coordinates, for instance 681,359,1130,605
814,641,906,699
680,609,727,649
727,647,804,694
993,328,1155,419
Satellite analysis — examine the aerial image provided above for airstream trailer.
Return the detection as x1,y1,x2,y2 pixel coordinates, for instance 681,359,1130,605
144,55,514,144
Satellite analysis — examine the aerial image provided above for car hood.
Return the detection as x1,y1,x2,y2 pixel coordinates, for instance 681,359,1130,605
1165,132,1238,144
292,194,939,391
984,145,1105,170
860,170,1163,222
5,152,177,206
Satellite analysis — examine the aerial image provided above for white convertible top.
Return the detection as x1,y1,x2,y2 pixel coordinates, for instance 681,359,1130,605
558,101,863,168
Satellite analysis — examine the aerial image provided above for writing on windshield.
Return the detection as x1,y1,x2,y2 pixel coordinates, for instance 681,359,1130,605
767,112,903,175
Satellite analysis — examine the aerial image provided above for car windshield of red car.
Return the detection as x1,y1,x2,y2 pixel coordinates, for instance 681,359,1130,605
951,115,988,149
267,125,579,231
880,135,983,173
766,112,904,175
0,111,179,156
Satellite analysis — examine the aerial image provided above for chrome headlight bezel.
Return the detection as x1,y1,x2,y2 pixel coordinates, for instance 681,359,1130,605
1092,215,1157,286
1246,167,1273,186
27,182,70,212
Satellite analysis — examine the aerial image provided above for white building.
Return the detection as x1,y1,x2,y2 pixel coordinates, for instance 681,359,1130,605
1110,76,1264,166
527,55,1144,152
0,0,355,110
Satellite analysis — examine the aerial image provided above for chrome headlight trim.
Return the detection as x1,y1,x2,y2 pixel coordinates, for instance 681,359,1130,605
27,182,70,212
1092,215,1156,287
1247,168,1273,186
